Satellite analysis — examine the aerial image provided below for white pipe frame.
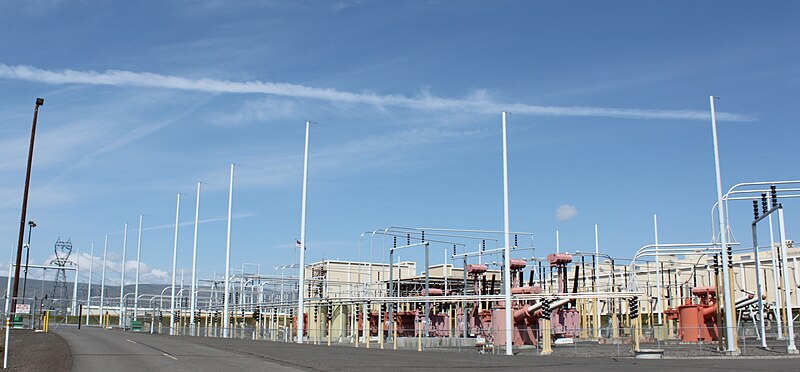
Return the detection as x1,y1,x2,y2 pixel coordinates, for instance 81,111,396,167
627,243,728,291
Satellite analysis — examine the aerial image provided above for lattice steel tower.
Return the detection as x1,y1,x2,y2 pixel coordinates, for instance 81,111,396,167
51,237,73,314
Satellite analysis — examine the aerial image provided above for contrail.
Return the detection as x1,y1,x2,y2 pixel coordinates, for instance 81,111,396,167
0,64,751,121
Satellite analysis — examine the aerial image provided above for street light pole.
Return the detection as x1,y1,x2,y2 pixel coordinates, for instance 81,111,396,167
22,221,36,300
12,98,44,313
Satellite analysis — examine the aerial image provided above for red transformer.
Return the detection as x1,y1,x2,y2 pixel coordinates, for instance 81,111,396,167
674,286,719,342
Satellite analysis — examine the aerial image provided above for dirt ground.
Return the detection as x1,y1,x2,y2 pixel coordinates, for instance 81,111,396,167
0,328,72,371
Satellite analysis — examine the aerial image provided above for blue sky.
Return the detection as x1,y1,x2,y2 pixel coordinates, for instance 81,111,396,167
1,1,798,286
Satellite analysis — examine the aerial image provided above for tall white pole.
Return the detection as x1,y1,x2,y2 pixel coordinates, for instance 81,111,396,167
4,263,11,316
594,224,600,338
223,164,234,338
190,182,201,336
556,229,560,254
710,95,738,354
501,111,513,356
72,245,80,315
72,265,79,315
768,214,784,338
99,234,108,326
297,121,311,344
654,214,662,324
119,223,128,328
134,214,143,321
777,207,797,353
794,257,800,309
170,193,181,336
85,242,94,326
3,260,10,369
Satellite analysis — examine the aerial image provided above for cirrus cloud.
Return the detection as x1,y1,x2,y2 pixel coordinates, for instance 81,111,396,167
0,64,753,121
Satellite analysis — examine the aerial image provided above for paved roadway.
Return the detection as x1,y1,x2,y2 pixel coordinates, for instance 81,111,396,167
56,327,298,371
56,327,800,371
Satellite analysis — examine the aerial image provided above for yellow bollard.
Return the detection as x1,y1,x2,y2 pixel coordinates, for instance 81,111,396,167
417,321,422,352
393,320,397,350
379,308,384,350
581,298,589,339
729,270,738,348
449,307,453,338
541,318,552,355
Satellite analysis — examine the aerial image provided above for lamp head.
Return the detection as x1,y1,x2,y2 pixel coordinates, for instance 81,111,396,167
28,221,36,228
35,98,44,106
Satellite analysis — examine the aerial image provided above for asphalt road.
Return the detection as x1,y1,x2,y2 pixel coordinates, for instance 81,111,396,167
55,327,800,372
56,327,298,371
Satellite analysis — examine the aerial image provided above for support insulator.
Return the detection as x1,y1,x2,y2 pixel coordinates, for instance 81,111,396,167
541,298,552,320
727,244,733,269
713,254,719,275
771,185,778,207
630,296,639,319
753,200,759,220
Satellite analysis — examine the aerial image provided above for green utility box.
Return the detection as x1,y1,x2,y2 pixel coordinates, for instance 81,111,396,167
11,316,24,329
130,320,143,332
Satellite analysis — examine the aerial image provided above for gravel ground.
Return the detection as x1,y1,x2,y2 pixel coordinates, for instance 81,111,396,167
115,331,800,371
437,338,799,358
0,329,72,371
507,340,798,358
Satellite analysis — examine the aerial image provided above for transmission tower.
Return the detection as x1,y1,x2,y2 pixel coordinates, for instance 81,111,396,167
50,237,73,315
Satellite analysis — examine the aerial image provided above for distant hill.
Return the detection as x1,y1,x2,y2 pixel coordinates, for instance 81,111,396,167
0,276,174,301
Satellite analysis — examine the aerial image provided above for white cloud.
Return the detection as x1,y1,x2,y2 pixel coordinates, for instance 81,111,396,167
332,0,370,12
555,204,578,221
0,64,752,121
